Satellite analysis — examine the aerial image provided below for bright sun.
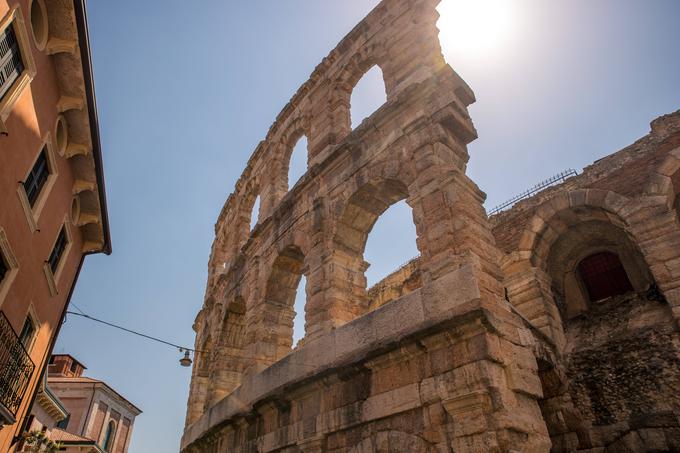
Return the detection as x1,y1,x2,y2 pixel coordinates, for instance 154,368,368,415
437,0,516,60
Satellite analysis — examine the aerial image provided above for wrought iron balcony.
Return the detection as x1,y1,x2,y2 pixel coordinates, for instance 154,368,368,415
0,311,35,424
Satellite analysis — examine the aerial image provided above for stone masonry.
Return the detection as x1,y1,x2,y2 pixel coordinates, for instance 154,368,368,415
182,0,680,451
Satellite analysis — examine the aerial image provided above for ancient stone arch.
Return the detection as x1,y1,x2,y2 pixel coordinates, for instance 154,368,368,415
489,110,680,451
182,1,551,452
645,146,680,215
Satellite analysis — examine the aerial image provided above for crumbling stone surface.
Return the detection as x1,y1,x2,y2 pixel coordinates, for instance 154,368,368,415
494,104,680,451
182,0,680,451
182,0,551,451
367,258,422,311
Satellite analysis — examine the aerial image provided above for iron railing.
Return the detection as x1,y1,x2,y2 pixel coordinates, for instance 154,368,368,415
488,169,578,216
0,311,35,418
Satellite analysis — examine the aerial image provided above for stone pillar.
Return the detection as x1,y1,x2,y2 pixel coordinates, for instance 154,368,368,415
206,301,247,408
305,251,369,341
627,204,680,320
419,313,551,453
259,142,288,219
504,265,566,350
243,249,302,376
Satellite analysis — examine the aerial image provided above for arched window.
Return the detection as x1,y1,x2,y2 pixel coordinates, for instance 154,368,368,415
288,136,308,191
292,275,306,348
335,180,420,314
350,66,387,130
264,245,307,361
102,420,116,451
250,195,261,231
364,200,418,287
578,251,633,302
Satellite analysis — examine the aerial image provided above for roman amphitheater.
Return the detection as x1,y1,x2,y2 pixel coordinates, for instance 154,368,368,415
181,0,680,451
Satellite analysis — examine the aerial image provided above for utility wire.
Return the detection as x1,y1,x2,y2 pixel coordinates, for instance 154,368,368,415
66,310,204,353
70,302,87,316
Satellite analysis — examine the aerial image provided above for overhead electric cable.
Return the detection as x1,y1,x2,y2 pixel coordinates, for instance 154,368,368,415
66,311,204,353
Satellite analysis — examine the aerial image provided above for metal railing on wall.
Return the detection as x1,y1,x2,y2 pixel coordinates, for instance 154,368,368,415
488,169,578,216
0,311,35,419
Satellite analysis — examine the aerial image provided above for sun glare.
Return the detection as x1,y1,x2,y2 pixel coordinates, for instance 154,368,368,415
437,0,516,60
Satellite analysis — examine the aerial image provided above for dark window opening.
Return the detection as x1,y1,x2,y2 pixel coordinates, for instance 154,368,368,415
69,360,78,373
48,355,55,364
0,24,24,100
56,414,70,430
578,251,633,302
18,317,35,350
0,251,7,283
48,227,68,273
24,149,50,207
102,420,115,451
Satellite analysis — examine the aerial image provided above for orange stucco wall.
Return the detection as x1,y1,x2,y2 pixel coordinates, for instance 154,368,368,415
0,0,88,450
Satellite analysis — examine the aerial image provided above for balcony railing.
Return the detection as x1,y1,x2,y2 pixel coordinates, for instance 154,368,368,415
0,311,35,420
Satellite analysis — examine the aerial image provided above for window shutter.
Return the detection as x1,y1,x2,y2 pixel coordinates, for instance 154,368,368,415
48,227,68,273
24,149,49,207
0,25,24,100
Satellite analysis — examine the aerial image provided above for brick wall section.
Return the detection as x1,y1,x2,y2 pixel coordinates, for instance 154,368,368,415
88,402,107,443
490,110,680,451
114,418,131,453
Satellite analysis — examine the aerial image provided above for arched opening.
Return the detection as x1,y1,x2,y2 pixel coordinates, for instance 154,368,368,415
545,219,652,319
364,199,419,288
350,66,387,130
538,208,677,442
102,420,116,451
250,195,260,231
287,136,308,191
263,245,306,361
335,180,421,313
187,332,213,425
207,298,246,407
577,252,633,302
292,276,306,348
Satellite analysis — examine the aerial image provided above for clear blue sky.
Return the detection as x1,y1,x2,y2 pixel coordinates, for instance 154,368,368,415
55,1,680,452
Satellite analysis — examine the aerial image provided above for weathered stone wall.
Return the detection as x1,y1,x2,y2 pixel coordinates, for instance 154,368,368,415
367,258,421,311
182,0,680,450
493,110,680,451
183,0,551,451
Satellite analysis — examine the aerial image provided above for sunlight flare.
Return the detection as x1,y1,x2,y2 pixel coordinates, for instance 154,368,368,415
437,0,517,60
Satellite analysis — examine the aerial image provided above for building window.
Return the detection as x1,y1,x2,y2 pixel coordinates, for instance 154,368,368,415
23,148,50,207
48,226,68,274
0,249,7,283
56,414,69,430
0,24,24,101
18,316,36,351
578,251,633,302
0,227,19,304
43,222,71,296
102,420,116,452
18,141,59,232
69,359,78,374
0,7,37,135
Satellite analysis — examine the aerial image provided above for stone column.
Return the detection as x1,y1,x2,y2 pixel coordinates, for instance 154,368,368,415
206,301,247,408
421,312,551,453
504,265,566,350
627,203,680,320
